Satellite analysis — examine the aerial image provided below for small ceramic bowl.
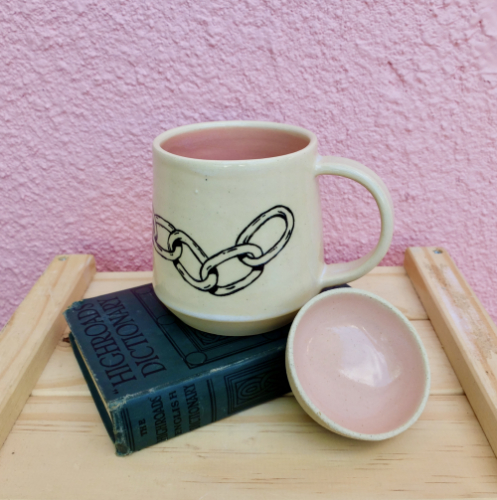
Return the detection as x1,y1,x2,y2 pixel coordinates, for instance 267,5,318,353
286,288,430,440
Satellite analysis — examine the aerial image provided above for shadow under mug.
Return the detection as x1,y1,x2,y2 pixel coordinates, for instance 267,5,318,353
152,121,394,336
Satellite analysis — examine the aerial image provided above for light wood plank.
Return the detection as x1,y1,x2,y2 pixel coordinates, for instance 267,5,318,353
84,268,427,321
32,319,463,398
405,246,497,458
84,271,152,298
350,266,428,320
413,320,463,395
32,269,459,398
0,395,495,500
32,339,90,397
4,258,495,500
0,255,95,450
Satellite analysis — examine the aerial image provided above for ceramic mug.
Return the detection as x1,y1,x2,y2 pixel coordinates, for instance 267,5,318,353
152,121,394,336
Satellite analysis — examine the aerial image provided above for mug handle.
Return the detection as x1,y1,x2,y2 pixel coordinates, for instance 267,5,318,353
315,156,394,288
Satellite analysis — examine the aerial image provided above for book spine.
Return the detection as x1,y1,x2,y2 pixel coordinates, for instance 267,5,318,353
111,346,290,455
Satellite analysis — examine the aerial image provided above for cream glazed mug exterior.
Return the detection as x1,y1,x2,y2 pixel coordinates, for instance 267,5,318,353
152,121,394,336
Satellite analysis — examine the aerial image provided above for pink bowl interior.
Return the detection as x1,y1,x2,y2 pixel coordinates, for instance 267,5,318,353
292,292,428,436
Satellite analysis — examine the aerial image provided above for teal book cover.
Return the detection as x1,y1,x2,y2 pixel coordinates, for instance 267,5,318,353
64,284,290,456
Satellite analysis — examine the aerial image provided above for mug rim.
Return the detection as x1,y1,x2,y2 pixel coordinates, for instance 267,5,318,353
153,120,317,164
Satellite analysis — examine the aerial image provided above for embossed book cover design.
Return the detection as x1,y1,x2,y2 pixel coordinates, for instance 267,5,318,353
64,284,290,456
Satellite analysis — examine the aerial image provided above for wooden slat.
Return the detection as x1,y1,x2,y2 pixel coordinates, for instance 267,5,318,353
20,265,465,397
2,254,496,500
31,318,463,398
84,271,152,298
413,320,463,395
85,268,427,320
0,395,496,499
405,246,497,457
350,266,428,320
0,255,95,450
31,340,90,397
32,269,461,398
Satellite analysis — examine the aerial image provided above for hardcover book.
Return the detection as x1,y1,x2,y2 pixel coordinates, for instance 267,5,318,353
64,283,290,456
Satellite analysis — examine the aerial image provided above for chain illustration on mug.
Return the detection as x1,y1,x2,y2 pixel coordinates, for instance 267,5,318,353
153,206,294,296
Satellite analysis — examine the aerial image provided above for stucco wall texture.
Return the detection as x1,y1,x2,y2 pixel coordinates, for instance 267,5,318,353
1,0,496,327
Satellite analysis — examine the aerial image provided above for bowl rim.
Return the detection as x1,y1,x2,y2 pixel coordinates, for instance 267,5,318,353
285,288,431,441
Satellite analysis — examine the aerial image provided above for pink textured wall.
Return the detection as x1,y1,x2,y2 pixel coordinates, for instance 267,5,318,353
1,0,496,326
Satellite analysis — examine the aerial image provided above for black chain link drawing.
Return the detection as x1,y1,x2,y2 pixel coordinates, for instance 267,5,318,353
153,205,294,296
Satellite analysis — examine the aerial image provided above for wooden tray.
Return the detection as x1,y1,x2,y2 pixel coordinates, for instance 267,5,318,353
1,247,497,499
